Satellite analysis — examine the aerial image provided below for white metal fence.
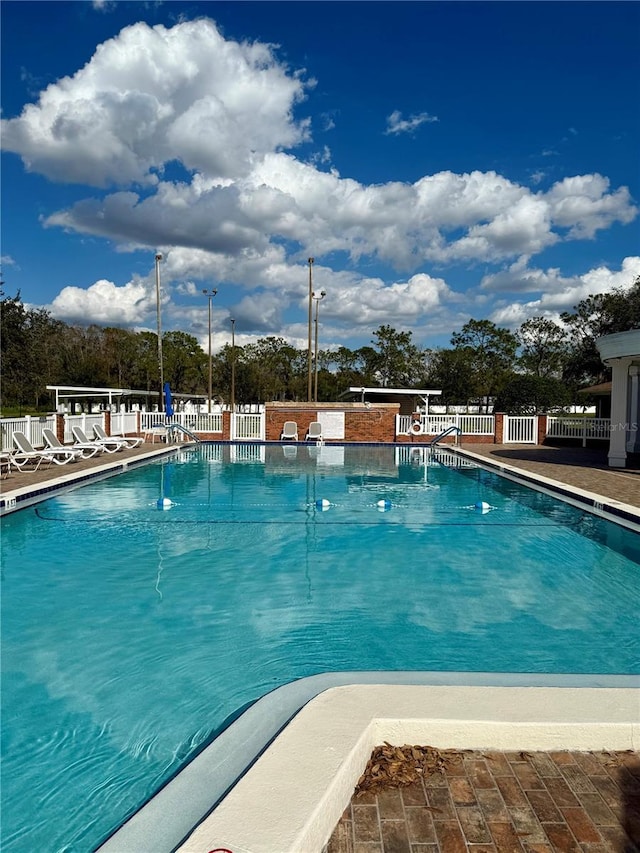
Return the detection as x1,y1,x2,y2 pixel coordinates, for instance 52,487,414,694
139,411,223,434
0,415,57,450
63,414,105,443
503,415,538,443
546,416,611,445
231,412,265,441
110,412,138,436
396,413,494,437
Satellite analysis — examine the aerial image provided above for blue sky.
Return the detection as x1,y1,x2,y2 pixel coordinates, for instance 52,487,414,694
2,1,639,357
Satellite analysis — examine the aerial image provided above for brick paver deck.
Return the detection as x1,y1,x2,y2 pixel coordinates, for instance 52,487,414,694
326,749,640,853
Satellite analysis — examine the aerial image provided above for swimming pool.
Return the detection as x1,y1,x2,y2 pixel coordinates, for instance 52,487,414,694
1,444,638,852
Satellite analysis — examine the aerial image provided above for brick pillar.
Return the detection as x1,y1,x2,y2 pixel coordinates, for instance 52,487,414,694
537,414,547,445
494,412,504,444
104,410,112,436
223,410,231,441
56,413,65,443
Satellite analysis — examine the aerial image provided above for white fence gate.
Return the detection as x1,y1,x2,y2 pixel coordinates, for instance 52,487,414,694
231,412,265,441
504,415,538,444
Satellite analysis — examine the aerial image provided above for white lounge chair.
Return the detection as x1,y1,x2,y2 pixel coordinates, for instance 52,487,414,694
0,453,12,478
280,421,298,441
72,426,123,454
43,427,101,459
305,421,323,441
12,431,81,469
93,424,143,449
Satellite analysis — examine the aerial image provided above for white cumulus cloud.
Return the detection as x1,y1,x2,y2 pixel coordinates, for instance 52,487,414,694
1,19,311,187
49,277,154,324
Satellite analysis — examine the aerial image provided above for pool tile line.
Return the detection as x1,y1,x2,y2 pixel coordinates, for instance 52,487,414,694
453,447,640,531
0,445,177,515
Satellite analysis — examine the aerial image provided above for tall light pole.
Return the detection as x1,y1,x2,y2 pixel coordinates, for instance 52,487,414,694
154,253,164,412
313,289,326,403
307,257,314,401
202,288,218,413
230,317,236,411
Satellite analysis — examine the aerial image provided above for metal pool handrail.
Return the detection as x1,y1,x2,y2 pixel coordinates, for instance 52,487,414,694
428,424,461,447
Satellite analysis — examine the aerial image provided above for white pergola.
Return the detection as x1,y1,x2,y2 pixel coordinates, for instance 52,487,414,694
596,329,640,468
46,385,205,412
346,386,442,410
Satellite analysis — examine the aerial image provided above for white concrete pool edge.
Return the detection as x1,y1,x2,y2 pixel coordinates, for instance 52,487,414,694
454,445,640,530
0,445,178,515
95,672,639,853
178,683,639,853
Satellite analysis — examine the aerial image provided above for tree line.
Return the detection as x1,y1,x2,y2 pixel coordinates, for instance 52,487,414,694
1,276,638,415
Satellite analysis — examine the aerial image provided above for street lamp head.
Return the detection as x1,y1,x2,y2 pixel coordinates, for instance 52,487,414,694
308,257,314,265
320,289,327,298
155,253,163,262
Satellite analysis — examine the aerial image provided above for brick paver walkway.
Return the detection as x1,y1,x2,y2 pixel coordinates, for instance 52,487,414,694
327,749,640,853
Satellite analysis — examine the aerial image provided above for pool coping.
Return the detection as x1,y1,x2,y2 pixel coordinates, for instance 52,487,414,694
95,673,640,853
452,445,640,531
0,446,178,515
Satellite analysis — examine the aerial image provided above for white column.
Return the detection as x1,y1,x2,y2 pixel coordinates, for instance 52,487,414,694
607,357,632,467
626,364,640,453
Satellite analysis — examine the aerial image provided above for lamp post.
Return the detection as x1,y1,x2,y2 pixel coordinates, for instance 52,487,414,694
312,289,326,403
154,253,164,412
202,289,218,413
307,257,314,401
230,318,236,411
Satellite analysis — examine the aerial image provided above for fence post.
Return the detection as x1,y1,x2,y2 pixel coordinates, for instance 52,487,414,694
56,413,65,443
537,414,547,445
104,410,112,436
582,416,587,448
494,412,504,443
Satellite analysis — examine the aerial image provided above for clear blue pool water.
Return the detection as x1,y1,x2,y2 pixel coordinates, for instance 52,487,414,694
1,444,639,852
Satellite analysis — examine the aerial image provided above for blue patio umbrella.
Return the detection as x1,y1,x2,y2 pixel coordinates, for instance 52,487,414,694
164,382,174,417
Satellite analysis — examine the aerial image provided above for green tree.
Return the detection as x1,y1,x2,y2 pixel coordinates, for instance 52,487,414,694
164,331,207,393
425,347,476,408
371,325,423,387
493,375,571,414
450,319,518,411
561,275,640,386
516,317,567,378
243,337,302,401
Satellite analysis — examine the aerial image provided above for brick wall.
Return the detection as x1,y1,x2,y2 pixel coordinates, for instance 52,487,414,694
266,402,399,442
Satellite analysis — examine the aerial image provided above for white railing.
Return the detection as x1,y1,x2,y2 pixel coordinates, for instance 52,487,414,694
504,415,538,444
139,412,223,434
110,411,138,436
0,415,57,450
63,414,105,443
396,413,494,437
231,412,265,441
546,416,610,445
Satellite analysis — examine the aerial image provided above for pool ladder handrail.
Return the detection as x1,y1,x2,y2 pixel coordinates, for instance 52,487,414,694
165,423,201,443
427,424,461,448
